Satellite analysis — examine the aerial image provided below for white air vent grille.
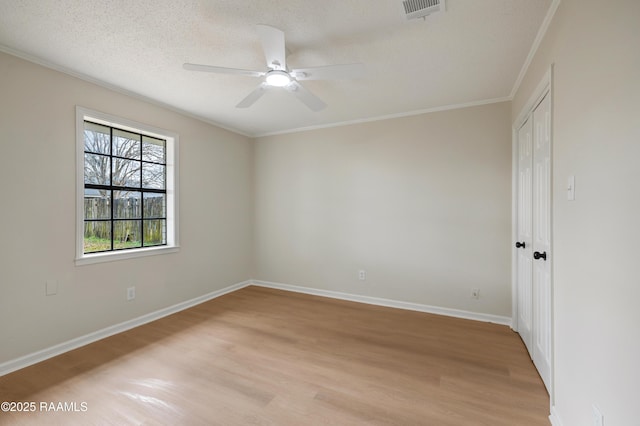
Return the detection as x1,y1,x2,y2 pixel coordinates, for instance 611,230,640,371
402,0,445,20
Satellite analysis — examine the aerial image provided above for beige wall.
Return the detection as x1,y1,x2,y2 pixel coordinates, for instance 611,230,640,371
254,102,512,317
0,52,254,364
513,0,640,424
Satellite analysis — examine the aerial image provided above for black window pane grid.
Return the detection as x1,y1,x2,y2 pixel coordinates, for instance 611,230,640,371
83,121,167,254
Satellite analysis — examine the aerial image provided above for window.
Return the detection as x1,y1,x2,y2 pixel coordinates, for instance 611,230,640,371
76,107,178,265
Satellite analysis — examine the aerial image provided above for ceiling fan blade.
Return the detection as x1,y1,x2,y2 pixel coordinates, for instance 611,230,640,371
285,81,327,112
236,83,269,108
256,24,287,70
183,63,264,78
291,63,365,80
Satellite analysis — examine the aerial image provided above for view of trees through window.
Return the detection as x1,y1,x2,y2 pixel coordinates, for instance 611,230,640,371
83,121,167,253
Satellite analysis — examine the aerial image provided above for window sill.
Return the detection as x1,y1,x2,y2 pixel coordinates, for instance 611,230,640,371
75,245,180,266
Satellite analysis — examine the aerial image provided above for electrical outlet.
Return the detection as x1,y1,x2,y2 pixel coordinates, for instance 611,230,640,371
358,270,366,281
592,405,604,426
471,288,480,299
127,286,136,301
46,280,58,296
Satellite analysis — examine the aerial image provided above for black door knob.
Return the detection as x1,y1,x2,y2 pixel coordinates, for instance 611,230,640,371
533,251,547,261
515,241,526,249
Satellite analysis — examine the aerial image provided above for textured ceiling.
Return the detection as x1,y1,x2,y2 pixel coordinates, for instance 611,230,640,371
0,0,552,136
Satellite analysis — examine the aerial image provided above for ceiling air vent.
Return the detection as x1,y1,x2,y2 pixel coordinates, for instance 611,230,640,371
402,0,445,20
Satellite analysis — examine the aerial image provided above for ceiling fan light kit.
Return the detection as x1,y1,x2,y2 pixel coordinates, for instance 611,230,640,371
183,24,364,112
265,70,291,87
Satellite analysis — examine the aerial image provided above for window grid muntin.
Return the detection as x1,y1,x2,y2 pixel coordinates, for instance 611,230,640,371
84,120,167,253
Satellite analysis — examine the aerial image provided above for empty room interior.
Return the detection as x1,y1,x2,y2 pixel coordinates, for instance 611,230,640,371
0,0,638,425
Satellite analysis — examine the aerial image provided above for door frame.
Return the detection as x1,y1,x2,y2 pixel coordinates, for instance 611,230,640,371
511,66,554,401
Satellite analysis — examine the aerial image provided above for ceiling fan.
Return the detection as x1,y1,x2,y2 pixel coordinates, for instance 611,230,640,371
183,24,365,112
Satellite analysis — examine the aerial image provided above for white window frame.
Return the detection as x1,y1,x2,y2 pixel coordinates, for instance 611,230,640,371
75,106,179,266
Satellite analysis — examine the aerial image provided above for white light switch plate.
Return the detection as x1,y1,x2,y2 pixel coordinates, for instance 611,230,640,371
567,175,575,200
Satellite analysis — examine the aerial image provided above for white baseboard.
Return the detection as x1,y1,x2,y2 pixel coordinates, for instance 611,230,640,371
0,280,252,377
549,406,564,426
251,280,512,326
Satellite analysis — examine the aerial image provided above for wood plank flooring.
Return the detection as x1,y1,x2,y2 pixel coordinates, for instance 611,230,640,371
0,286,549,425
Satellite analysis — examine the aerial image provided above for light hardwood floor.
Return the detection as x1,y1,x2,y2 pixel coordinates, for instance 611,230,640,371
0,286,549,425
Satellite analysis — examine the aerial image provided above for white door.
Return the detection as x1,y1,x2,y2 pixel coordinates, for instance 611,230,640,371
516,118,533,355
531,92,552,390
